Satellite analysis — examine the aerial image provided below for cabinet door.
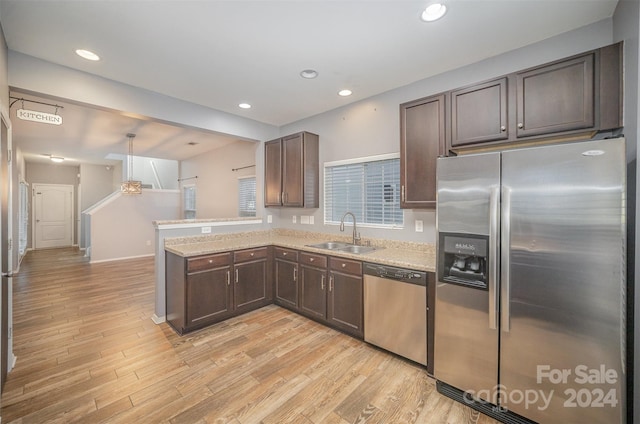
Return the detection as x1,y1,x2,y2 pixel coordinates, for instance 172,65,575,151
186,266,232,328
516,53,594,138
299,264,327,321
264,139,282,206
400,94,445,209
282,133,304,207
451,77,508,147
234,259,268,312
275,258,298,310
328,270,363,338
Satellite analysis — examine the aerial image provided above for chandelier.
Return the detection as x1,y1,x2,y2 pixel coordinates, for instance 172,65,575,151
121,133,142,195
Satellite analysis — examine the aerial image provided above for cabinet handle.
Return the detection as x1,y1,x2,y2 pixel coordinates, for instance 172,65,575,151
293,267,297,281
277,192,281,203
401,185,405,202
281,192,285,204
235,269,239,284
329,275,334,292
321,275,325,290
518,123,524,129
341,263,346,268
208,259,213,264
500,125,506,132
309,257,314,262
226,270,230,286
250,252,254,257
283,252,287,256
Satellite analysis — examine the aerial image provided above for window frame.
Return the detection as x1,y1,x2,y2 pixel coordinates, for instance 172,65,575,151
323,153,404,229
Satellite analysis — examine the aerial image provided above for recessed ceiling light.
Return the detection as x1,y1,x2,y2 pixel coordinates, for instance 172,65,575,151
75,49,100,61
187,141,199,146
300,69,318,79
338,89,352,97
239,103,251,109
50,156,65,163
421,3,447,22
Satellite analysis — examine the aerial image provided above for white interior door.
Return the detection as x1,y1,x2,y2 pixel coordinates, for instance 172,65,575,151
33,184,73,249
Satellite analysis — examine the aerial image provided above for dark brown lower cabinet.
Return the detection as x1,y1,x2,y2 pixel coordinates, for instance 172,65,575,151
234,247,271,314
299,252,327,321
186,266,233,327
327,257,363,338
167,246,364,340
166,247,272,335
274,247,299,310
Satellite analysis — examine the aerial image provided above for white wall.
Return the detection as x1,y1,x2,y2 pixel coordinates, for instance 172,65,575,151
180,140,259,218
89,190,180,263
273,18,615,244
80,163,116,210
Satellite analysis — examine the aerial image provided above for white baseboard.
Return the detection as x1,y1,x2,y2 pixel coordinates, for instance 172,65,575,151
89,253,154,264
151,314,166,324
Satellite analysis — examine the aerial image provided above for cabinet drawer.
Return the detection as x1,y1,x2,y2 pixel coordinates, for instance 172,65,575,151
187,252,232,273
234,247,268,263
329,257,362,275
299,252,327,268
274,247,298,261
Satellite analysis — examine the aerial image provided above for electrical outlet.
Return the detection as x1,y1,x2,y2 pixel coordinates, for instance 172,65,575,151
292,215,297,224
415,220,424,232
267,215,272,224
201,226,212,234
309,216,315,225
146,240,151,246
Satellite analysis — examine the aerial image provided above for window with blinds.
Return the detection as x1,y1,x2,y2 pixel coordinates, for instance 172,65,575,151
238,176,256,217
324,154,403,228
183,185,196,219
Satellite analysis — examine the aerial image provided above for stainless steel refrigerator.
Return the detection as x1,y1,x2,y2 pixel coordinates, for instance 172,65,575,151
434,138,626,424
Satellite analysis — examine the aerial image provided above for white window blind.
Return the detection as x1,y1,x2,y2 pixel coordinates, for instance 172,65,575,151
238,176,256,217
183,185,196,219
324,155,403,228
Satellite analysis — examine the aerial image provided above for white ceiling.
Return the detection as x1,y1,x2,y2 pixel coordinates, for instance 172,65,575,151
0,0,620,165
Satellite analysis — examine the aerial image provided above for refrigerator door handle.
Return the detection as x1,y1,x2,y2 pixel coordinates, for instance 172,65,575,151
501,186,512,333
488,186,499,330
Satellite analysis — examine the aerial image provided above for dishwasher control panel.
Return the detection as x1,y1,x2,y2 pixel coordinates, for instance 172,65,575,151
363,263,426,286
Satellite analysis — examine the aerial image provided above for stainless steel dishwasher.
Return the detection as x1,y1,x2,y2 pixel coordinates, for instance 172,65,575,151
363,262,427,365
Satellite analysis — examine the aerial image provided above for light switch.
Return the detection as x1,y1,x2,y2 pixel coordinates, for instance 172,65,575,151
301,216,310,224
292,215,297,224
267,215,272,223
415,220,423,232
309,216,315,225
202,226,212,234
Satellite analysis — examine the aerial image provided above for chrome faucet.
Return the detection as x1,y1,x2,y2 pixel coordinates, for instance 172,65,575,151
340,211,361,245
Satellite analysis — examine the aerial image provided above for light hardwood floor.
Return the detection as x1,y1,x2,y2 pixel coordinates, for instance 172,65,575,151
1,248,499,424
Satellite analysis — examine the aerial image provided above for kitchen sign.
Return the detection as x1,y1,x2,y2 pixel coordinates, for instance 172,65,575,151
17,109,62,126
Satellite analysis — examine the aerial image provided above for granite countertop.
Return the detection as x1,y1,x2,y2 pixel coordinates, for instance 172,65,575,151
164,229,436,272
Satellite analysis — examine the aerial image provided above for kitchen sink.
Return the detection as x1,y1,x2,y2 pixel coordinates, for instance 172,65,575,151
335,245,377,254
306,241,380,255
306,241,351,250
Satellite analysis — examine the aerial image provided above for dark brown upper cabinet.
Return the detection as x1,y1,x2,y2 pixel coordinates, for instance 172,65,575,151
264,131,319,208
451,77,508,147
400,94,446,209
516,53,594,138
401,43,622,209
443,42,621,154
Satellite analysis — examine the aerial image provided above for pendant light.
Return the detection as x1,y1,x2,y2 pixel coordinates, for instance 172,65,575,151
121,133,142,194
